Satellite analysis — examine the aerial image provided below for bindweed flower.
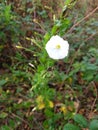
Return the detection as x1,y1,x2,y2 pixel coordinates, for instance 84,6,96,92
45,35,69,60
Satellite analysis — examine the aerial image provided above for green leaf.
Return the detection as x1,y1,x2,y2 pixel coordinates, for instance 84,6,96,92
44,109,54,118
4,5,11,23
44,32,51,44
51,25,58,35
65,0,72,5
95,75,98,82
9,119,16,128
0,80,7,87
63,123,80,130
0,112,8,119
73,114,88,128
89,120,98,130
1,125,10,130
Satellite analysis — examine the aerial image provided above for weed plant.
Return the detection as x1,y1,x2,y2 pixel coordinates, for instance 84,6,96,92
0,0,98,130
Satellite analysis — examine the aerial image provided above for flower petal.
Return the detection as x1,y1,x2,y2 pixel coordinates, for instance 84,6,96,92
45,35,69,60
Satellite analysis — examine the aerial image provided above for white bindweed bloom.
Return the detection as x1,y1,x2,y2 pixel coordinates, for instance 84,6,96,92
45,35,69,60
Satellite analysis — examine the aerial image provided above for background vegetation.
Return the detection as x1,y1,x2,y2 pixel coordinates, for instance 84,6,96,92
0,0,98,130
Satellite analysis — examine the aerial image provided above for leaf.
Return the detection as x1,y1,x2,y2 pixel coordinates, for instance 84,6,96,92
9,119,16,128
44,33,50,43
73,114,88,128
4,5,11,23
65,0,72,5
1,125,10,130
89,120,98,130
0,45,4,51
51,25,58,35
0,80,7,87
63,123,80,130
0,112,8,119
95,75,98,82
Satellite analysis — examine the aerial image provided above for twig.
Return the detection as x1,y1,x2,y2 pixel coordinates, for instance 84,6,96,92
63,6,98,38
33,118,44,130
11,113,29,125
65,6,98,71
33,19,46,34
84,33,97,42
66,32,97,73
90,81,98,113
61,32,97,87
61,6,98,86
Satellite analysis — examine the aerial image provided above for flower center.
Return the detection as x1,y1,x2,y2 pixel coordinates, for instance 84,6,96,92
56,44,61,49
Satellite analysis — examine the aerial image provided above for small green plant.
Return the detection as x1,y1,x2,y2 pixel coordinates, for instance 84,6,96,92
0,0,98,129
89,119,98,130
63,114,98,130
0,2,23,45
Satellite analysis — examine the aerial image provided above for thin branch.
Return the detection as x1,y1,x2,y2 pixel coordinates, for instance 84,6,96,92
90,81,98,113
63,6,98,38
84,33,97,42
11,113,29,125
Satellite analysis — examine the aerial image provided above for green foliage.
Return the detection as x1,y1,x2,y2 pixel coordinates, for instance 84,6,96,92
89,120,98,130
63,123,80,130
0,2,23,45
1,125,10,130
0,0,98,129
52,18,71,35
0,112,8,119
73,114,88,128
0,79,7,87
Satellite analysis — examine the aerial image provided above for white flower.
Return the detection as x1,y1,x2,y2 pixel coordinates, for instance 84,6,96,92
45,35,69,60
